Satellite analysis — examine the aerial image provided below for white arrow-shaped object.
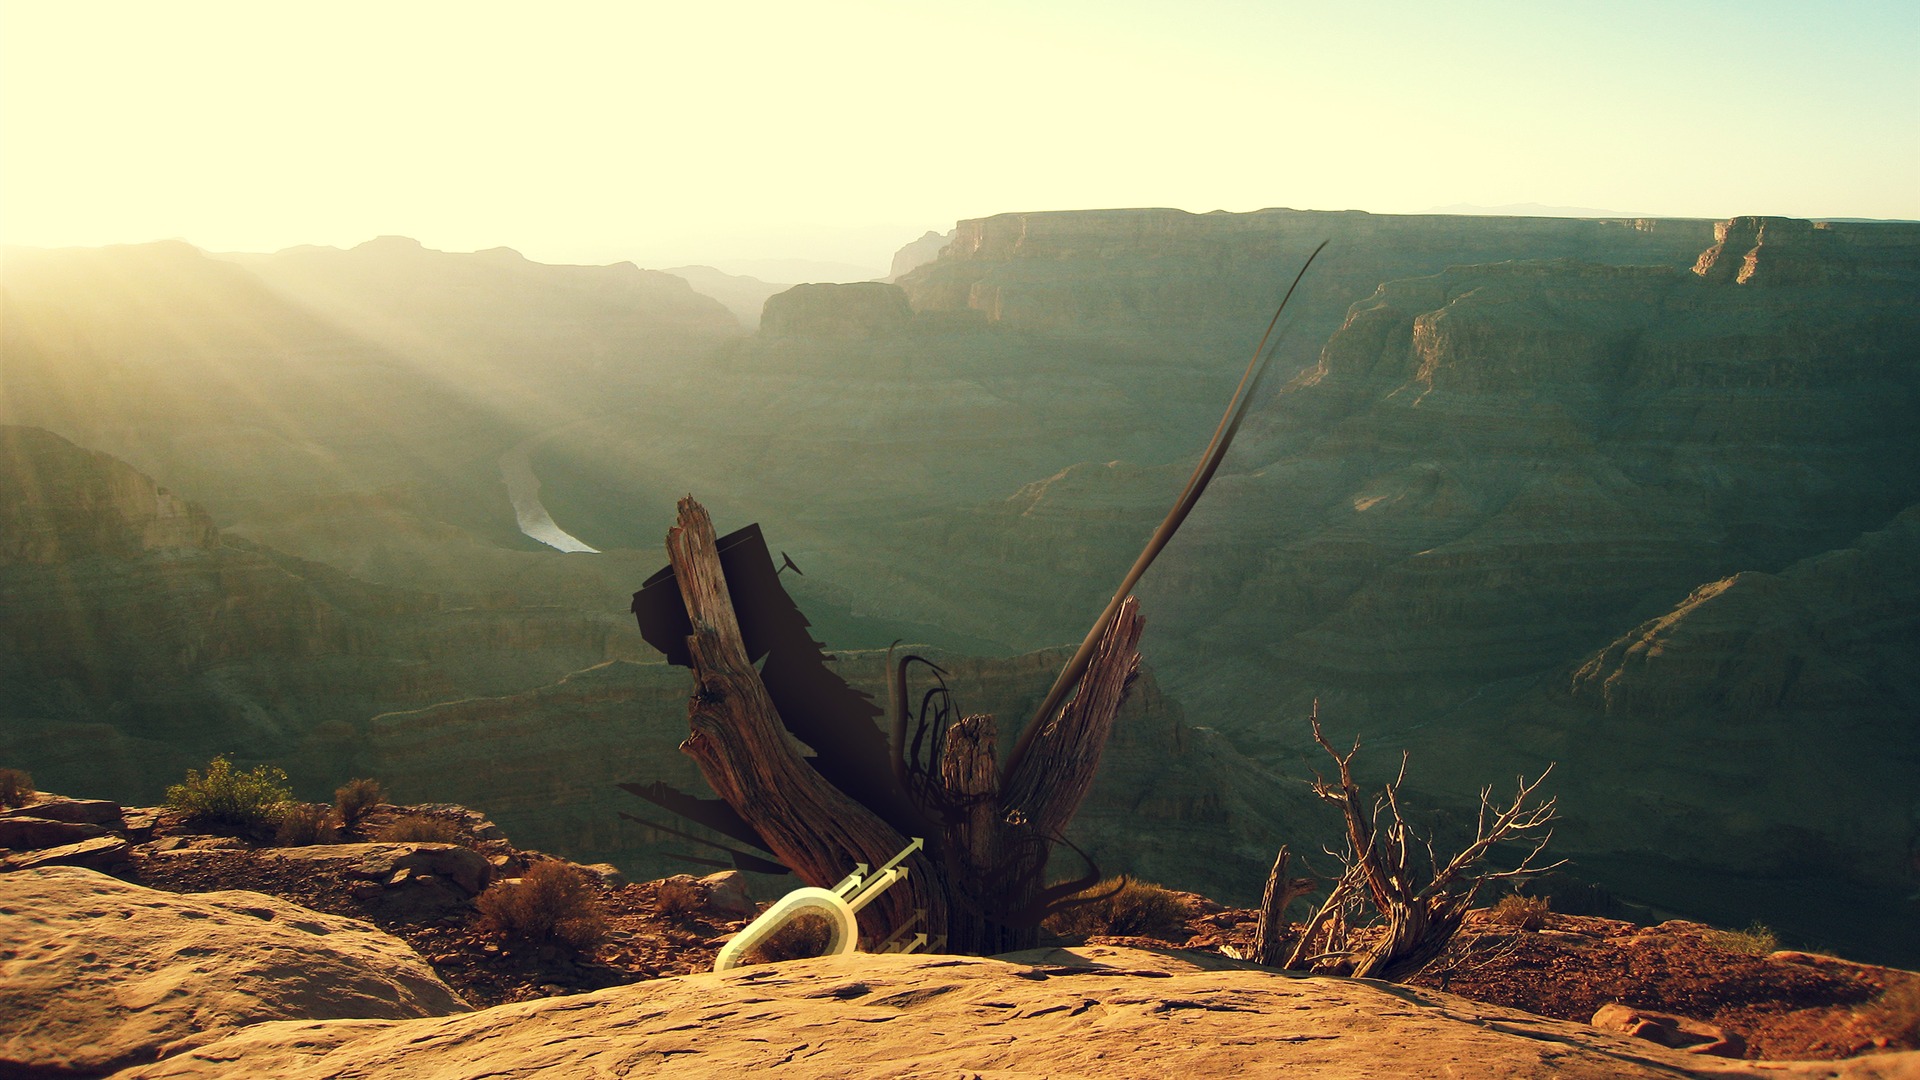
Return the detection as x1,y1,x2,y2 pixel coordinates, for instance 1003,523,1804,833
830,864,869,899
846,837,924,913
877,908,925,953
875,836,924,876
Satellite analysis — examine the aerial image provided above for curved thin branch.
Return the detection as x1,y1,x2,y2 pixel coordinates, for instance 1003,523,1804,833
1003,240,1329,786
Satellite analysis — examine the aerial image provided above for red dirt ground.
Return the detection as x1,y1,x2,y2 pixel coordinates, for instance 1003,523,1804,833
120,806,1919,1062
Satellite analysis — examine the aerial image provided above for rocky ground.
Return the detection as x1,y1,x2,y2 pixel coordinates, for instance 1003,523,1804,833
4,789,1916,1076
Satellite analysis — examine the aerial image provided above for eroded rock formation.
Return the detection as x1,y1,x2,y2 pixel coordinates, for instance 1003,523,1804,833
0,866,468,1077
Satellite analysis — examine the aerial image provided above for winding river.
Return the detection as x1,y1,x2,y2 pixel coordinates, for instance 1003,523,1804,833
498,443,600,553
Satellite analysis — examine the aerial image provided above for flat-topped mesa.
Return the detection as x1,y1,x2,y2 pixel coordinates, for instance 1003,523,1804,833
898,207,1721,343
0,426,217,564
1688,214,1920,286
1692,215,1818,285
759,282,911,338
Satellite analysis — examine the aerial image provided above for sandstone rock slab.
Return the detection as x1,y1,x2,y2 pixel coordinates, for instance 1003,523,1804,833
103,945,1915,1080
0,866,468,1077
2,833,130,871
248,842,492,895
0,795,125,827
0,814,109,849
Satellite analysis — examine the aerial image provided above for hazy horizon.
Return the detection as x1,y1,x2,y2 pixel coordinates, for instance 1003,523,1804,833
4,1,1915,272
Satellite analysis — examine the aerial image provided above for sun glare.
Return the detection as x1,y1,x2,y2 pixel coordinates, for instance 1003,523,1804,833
2,1,1916,263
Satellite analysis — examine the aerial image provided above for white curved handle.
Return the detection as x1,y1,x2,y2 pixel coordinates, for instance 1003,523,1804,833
712,887,858,972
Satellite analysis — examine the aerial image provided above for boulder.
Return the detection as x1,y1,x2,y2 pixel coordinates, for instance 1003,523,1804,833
1591,1003,1746,1057
580,862,626,888
0,866,467,1077
698,870,756,916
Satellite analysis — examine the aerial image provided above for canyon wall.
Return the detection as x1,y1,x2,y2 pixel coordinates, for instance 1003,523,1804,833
0,428,643,804
5,212,1916,962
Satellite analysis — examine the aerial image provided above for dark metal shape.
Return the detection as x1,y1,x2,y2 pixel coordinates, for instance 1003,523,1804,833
618,780,776,854
615,807,792,875
632,523,936,846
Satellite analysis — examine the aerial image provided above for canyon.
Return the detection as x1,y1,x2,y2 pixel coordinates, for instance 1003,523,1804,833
1,208,1915,964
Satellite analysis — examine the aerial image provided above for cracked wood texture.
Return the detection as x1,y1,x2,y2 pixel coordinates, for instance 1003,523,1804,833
666,497,941,946
665,497,1143,955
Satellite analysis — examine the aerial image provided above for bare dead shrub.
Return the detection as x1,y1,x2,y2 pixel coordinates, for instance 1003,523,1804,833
742,911,835,964
655,877,704,917
475,861,608,950
375,813,459,844
0,767,35,808
1705,921,1779,955
333,778,385,830
1490,894,1551,931
1258,706,1561,981
1043,876,1189,941
274,802,339,846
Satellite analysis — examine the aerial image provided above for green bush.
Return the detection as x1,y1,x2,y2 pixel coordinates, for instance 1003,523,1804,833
475,861,608,950
375,813,459,843
1705,921,1779,955
275,803,340,846
1490,893,1551,931
333,778,385,830
1043,876,1190,941
0,767,35,808
165,757,293,828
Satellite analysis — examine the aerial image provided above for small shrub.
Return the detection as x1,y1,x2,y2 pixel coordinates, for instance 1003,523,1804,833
1043,876,1189,941
742,912,835,965
655,877,704,917
333,778,385,830
375,814,459,843
165,757,293,828
1490,893,1551,931
1706,921,1779,955
475,861,608,950
0,767,35,808
275,803,339,846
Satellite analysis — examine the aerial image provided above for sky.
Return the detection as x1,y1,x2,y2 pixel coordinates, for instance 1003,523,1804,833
3,0,1916,275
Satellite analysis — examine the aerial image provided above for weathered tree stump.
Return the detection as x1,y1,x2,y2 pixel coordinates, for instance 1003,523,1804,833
662,496,1143,953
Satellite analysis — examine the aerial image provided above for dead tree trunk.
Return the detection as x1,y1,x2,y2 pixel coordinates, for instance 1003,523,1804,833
941,598,1145,954
1250,846,1315,966
663,496,1143,953
666,496,943,945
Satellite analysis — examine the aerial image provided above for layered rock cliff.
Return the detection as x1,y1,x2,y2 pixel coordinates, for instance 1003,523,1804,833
0,430,645,806
1,426,218,563
809,215,1920,961
7,210,1918,967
